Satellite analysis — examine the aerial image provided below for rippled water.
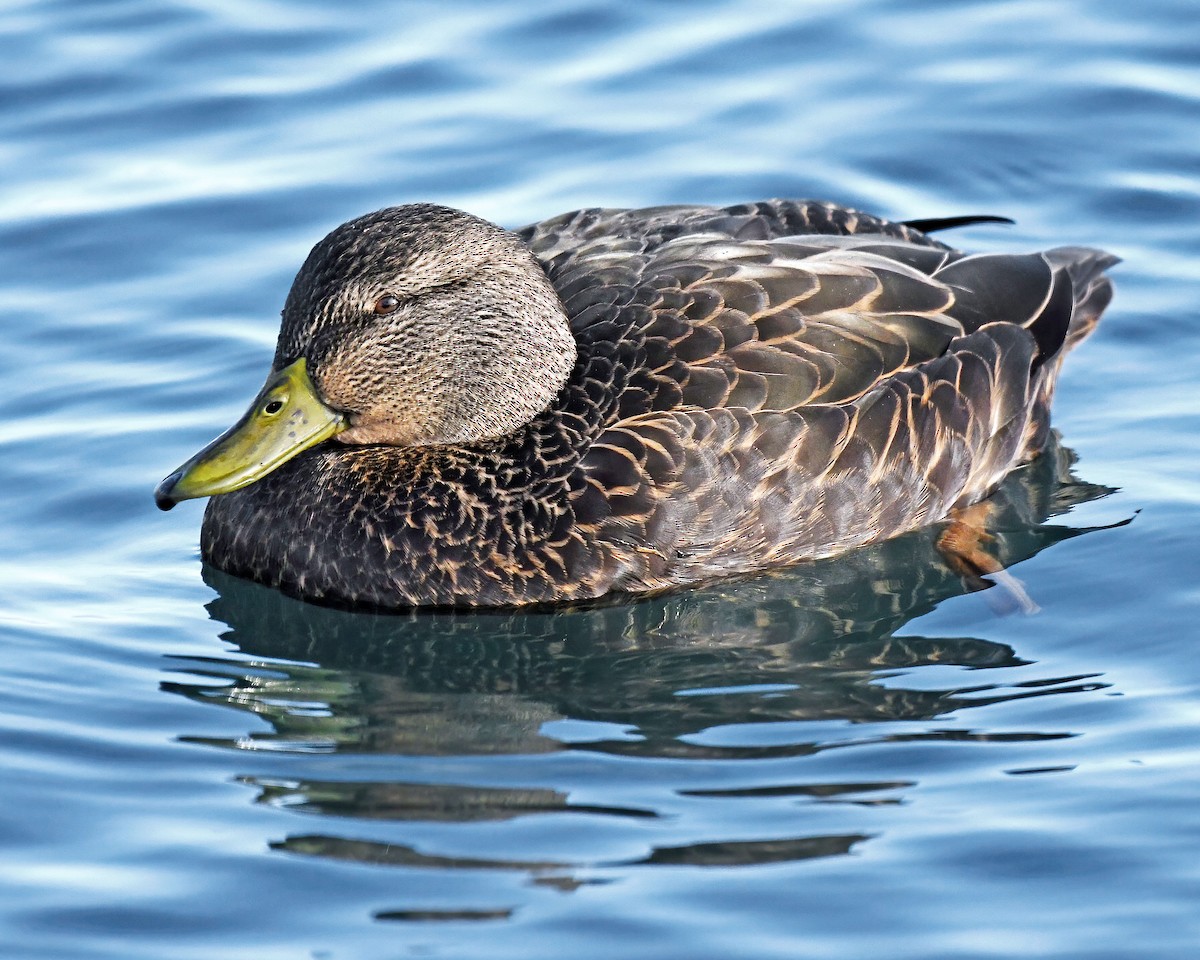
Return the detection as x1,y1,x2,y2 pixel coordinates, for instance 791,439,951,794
3,1,1199,958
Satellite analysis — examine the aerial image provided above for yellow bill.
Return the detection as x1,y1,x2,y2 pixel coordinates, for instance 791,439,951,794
155,358,346,511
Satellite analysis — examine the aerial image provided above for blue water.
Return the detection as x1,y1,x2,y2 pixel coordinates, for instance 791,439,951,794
2,1,1199,957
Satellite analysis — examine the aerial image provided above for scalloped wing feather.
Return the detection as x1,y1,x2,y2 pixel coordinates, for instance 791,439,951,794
578,321,1047,591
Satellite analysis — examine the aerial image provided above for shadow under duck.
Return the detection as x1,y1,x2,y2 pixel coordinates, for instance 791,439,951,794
155,200,1116,608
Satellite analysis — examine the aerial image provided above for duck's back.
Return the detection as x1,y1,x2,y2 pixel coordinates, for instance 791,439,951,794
516,200,1116,596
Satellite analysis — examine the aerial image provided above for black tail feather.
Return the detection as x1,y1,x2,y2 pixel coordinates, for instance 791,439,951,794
903,214,1015,234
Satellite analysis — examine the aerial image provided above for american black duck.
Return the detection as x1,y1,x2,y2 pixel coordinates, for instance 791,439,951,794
155,199,1116,608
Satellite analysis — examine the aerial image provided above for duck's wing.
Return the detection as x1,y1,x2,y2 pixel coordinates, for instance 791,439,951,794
550,207,1116,591
549,225,1106,418
573,316,1082,593
526,199,1055,415
527,201,1113,412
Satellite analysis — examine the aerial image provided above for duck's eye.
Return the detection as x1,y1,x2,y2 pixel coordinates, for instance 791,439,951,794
373,294,400,315
263,399,284,416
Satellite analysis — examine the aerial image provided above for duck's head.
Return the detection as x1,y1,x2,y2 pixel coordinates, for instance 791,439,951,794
155,204,575,510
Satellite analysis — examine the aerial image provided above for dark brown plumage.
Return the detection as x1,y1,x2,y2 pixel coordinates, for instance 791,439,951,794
193,199,1117,608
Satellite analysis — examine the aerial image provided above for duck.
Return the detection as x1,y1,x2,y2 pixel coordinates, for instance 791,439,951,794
155,199,1116,609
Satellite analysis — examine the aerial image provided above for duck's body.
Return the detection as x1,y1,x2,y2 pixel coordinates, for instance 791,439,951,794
159,199,1115,608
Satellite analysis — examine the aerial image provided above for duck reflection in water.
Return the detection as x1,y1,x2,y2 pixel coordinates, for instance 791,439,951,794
164,436,1124,895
